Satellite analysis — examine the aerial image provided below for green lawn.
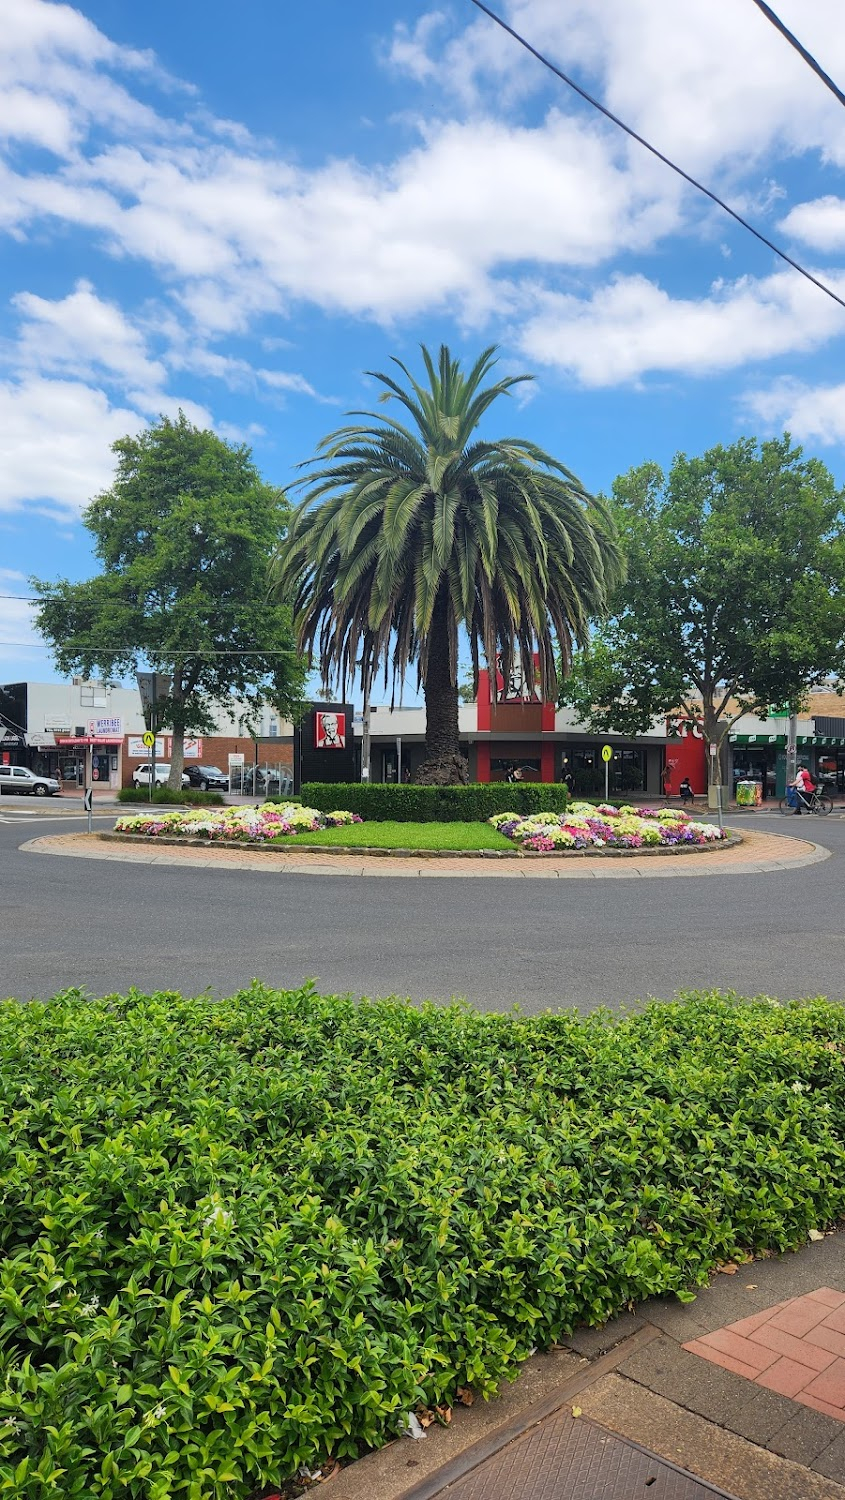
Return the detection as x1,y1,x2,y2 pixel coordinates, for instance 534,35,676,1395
288,819,514,850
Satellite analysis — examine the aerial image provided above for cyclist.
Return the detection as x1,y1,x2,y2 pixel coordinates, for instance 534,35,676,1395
793,765,815,815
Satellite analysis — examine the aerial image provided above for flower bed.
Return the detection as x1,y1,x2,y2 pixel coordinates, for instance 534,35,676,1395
490,800,728,851
113,802,362,842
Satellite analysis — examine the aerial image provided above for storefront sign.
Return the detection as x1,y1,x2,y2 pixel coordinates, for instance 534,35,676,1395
315,711,346,748
128,735,164,758
88,717,122,737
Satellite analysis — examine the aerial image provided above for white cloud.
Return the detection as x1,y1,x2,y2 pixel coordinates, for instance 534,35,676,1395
0,377,143,515
0,113,683,333
743,378,845,447
12,280,167,400
390,0,845,173
0,0,183,156
0,569,41,676
385,11,449,83
780,197,845,253
517,269,845,386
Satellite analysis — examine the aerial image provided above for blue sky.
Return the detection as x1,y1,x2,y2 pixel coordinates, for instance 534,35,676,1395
4,0,845,688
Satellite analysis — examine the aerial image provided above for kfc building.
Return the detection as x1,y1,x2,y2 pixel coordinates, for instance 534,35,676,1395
362,662,673,796
294,702,356,789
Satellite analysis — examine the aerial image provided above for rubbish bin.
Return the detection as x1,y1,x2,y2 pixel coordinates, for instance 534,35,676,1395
736,779,762,807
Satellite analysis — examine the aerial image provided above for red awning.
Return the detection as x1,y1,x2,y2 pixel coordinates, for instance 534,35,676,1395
56,736,124,746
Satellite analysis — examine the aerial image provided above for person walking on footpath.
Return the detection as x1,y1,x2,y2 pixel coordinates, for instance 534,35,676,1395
793,764,815,814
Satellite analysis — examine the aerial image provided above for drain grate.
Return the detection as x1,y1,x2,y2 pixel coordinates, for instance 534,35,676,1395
425,1411,737,1500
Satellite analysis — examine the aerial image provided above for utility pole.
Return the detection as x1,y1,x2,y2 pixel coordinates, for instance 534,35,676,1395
361,667,371,781
786,708,798,788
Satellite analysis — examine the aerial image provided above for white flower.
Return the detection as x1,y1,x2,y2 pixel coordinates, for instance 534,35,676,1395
202,1206,234,1231
80,1296,100,1316
142,1402,168,1428
790,1081,806,1094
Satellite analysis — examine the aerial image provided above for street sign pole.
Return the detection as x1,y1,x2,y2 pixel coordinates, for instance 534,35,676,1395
601,744,612,801
150,672,157,802
85,741,93,831
710,741,723,831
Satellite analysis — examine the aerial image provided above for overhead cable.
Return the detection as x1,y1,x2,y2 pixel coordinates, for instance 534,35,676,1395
468,0,845,314
749,0,845,111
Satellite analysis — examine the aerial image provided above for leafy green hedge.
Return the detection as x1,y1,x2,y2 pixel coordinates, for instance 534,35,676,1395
1,987,844,1498
299,781,569,821
116,787,225,807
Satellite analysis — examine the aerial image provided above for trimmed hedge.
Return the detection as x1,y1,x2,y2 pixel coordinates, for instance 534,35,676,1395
299,781,569,821
1,987,843,1498
116,786,225,808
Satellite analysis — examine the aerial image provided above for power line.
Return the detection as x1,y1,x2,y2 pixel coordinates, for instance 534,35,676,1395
0,642,298,654
0,594,284,612
468,0,845,315
749,0,845,111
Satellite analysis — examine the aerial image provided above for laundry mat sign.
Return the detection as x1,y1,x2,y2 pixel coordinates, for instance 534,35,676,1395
87,718,122,736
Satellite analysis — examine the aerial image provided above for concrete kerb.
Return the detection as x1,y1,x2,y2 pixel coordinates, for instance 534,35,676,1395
19,827,831,879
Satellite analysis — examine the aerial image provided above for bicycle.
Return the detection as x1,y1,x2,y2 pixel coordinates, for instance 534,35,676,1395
778,789,833,816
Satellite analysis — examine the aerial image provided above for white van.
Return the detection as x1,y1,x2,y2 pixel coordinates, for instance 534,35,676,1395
132,763,190,789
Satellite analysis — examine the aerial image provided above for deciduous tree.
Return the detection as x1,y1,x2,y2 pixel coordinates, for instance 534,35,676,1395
33,413,305,787
560,439,845,784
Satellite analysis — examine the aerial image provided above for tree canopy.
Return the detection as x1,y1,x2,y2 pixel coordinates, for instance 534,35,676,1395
33,413,305,786
560,437,845,778
272,344,622,783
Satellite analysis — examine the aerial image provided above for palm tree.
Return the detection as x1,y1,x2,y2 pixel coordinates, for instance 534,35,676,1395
272,345,623,784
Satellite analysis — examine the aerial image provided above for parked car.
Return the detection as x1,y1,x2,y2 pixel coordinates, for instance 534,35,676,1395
0,765,61,796
132,763,190,789
184,764,229,790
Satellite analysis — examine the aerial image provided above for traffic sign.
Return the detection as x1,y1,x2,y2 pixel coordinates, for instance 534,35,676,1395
601,745,613,762
709,741,718,757
83,788,92,813
142,730,155,749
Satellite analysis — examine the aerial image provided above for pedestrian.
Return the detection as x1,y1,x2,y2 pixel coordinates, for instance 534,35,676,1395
792,764,815,815
679,776,694,806
562,768,575,794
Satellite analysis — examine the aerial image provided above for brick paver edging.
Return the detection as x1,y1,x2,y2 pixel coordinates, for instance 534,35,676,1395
97,829,744,859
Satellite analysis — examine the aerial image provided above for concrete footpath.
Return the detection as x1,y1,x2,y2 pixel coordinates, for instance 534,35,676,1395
324,1229,845,1500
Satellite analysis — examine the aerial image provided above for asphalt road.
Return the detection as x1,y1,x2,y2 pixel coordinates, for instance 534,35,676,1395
2,803,844,1012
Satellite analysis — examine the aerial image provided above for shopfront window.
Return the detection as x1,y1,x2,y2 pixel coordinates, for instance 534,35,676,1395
815,751,845,795
732,748,777,798
561,745,645,796
491,757,541,781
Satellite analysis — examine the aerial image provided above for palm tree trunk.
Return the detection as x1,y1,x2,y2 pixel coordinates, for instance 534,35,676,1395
417,588,468,784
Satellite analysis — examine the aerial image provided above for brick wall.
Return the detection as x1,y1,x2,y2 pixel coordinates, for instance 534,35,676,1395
122,735,293,787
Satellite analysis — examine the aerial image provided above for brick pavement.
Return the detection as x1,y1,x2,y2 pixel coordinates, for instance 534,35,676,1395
21,826,829,878
685,1290,845,1421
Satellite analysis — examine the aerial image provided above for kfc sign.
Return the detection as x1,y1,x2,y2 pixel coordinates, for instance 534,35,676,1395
314,710,345,749
667,715,703,739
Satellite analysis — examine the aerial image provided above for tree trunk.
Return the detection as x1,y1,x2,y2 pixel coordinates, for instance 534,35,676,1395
168,723,186,790
701,700,723,794
416,588,467,785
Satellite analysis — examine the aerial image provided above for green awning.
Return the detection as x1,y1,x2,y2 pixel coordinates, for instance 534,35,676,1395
729,734,785,746
729,733,845,747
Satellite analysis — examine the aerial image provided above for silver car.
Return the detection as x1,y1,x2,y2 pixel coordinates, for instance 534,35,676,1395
0,765,61,796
